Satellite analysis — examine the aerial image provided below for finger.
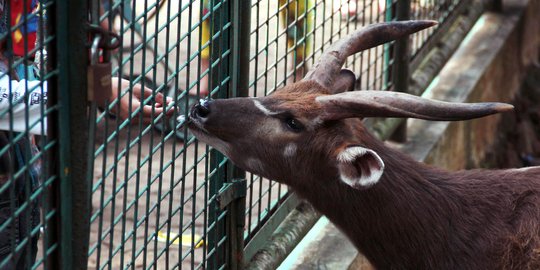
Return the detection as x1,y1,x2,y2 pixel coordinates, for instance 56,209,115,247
120,78,135,93
142,87,154,99
141,116,155,125
131,112,157,125
153,92,170,105
147,93,174,111
141,105,164,117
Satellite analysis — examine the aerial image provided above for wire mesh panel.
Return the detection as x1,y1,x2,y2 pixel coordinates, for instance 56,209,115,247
0,0,62,269
0,0,479,269
86,0,476,269
87,0,231,269
409,0,462,57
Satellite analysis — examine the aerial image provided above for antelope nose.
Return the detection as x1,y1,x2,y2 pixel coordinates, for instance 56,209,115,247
192,98,213,118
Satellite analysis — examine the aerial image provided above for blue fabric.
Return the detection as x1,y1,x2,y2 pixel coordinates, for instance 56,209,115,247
17,0,39,34
13,62,37,80
0,0,7,35
0,0,40,35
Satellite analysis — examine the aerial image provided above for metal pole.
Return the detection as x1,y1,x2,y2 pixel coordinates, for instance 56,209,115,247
390,0,411,143
227,0,251,267
208,0,230,267
51,0,89,269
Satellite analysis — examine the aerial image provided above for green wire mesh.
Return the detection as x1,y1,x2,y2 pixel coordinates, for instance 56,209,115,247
0,0,479,269
87,0,475,269
88,0,229,269
410,0,462,57
0,0,57,269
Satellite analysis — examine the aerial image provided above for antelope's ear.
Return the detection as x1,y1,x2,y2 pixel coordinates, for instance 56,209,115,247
329,69,356,94
336,146,385,189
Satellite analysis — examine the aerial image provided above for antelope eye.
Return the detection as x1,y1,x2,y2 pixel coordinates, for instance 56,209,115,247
285,117,304,132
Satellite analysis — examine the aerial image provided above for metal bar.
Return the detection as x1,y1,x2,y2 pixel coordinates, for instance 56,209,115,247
382,0,393,90
224,0,251,267
86,1,102,268
53,0,90,269
207,0,231,267
208,151,227,269
221,178,247,269
389,0,410,143
45,1,62,268
232,0,252,99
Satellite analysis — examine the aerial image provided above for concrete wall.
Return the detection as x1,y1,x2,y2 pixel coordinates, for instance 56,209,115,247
406,0,540,171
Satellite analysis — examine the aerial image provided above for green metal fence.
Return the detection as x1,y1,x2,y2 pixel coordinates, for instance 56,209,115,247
0,0,496,269
0,0,89,269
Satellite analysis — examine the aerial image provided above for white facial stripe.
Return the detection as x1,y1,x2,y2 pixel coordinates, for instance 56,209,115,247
283,143,297,158
253,100,278,116
312,116,323,126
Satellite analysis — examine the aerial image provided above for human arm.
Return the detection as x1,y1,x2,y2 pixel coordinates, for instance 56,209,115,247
107,77,174,124
0,74,173,135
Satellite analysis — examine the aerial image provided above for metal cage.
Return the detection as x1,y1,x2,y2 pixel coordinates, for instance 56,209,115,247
0,0,493,269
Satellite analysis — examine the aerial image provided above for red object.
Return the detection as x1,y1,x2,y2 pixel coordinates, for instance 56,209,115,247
10,0,37,57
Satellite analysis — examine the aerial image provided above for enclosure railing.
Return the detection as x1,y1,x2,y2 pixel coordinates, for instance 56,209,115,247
0,0,496,269
0,0,90,269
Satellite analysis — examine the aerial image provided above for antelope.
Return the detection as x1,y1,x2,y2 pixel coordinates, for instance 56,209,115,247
185,21,540,269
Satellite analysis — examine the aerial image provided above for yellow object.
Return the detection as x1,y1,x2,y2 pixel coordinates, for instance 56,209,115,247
201,19,210,59
201,0,211,59
201,0,314,60
278,0,315,60
156,230,205,249
14,14,23,43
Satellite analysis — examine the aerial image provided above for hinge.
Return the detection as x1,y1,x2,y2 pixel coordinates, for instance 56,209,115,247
217,179,247,209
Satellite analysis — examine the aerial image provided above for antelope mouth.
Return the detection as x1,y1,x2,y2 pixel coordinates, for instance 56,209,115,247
186,115,207,135
186,118,218,146
186,106,216,141
186,108,232,156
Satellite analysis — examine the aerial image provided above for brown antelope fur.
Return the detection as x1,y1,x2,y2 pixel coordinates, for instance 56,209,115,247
186,21,540,269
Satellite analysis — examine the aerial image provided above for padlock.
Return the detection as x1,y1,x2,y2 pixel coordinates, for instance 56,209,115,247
87,62,112,105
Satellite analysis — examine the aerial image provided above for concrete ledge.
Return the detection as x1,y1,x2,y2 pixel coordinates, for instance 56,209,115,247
405,0,540,169
279,0,540,269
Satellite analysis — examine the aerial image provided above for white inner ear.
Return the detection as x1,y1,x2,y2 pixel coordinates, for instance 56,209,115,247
337,146,385,188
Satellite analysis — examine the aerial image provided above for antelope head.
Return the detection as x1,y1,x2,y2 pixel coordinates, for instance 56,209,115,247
186,21,513,189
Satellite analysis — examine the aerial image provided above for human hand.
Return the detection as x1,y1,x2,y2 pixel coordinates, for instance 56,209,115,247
110,77,174,124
